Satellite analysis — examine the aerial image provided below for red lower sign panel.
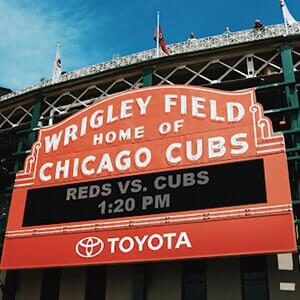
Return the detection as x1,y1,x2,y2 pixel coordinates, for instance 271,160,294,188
1,213,295,269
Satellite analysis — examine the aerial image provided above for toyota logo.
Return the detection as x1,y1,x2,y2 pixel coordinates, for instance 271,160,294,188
75,237,104,258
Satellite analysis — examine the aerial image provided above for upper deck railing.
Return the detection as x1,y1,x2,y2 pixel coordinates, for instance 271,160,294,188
1,22,300,103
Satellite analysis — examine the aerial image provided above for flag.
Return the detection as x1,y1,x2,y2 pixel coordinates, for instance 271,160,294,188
280,0,297,26
52,42,62,82
154,25,170,56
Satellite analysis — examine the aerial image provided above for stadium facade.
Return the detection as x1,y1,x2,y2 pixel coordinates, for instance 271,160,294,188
0,23,299,300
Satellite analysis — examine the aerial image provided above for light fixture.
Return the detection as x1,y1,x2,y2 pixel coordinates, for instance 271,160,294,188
279,115,286,125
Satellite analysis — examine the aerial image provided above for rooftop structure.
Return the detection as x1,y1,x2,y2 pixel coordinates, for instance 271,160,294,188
1,23,300,103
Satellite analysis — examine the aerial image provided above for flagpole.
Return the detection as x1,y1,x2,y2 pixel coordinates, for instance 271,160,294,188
52,41,62,82
156,11,160,58
57,41,61,53
284,13,289,36
52,41,60,76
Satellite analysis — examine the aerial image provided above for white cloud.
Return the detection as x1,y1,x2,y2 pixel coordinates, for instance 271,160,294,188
0,0,108,91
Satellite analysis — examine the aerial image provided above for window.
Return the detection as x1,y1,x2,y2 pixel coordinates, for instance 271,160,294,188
85,265,106,300
2,270,19,300
241,256,269,300
182,260,206,300
40,268,61,300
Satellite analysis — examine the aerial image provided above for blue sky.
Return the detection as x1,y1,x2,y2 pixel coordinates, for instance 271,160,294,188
0,0,299,92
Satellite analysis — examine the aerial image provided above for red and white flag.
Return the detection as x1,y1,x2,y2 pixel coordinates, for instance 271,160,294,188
52,42,62,82
154,12,169,56
154,26,170,56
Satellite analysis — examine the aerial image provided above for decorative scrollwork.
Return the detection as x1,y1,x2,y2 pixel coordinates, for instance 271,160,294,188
15,142,41,185
250,103,285,153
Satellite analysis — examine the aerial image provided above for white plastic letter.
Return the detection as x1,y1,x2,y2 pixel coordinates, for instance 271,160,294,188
166,143,182,163
175,232,192,249
39,162,53,181
208,137,226,158
230,133,248,155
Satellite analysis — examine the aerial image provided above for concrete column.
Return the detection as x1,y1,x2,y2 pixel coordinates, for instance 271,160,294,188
59,267,86,300
146,262,181,300
15,269,42,300
207,257,241,300
106,264,133,300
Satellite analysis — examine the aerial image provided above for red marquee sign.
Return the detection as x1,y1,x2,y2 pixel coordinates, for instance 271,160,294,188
1,85,296,269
